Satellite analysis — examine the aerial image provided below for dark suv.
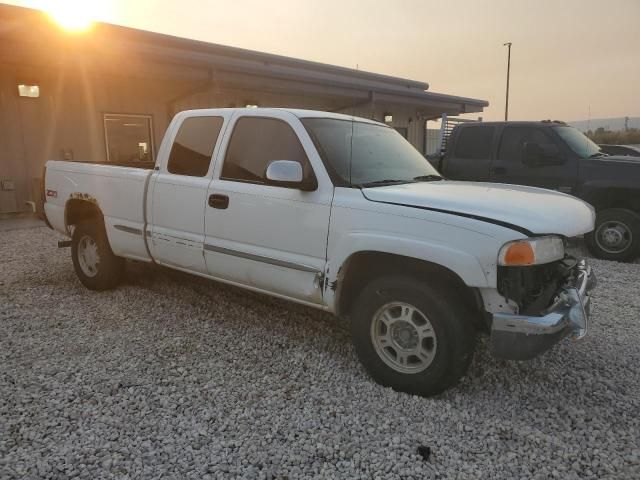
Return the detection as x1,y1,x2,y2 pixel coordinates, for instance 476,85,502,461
438,121,640,262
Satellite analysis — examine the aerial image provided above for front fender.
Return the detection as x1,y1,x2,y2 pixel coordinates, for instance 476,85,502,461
324,231,491,313
579,182,640,210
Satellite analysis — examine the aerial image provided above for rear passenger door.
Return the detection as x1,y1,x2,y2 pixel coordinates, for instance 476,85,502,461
203,111,333,305
491,126,577,191
442,125,495,181
149,113,229,273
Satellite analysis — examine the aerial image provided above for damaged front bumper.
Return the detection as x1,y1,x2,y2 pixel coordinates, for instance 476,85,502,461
491,260,596,360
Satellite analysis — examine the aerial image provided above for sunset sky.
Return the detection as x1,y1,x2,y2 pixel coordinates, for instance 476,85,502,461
4,0,639,122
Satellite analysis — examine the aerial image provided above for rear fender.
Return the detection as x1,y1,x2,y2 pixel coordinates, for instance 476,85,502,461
64,194,101,235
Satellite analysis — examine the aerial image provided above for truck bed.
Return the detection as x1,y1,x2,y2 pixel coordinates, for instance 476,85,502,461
43,160,153,262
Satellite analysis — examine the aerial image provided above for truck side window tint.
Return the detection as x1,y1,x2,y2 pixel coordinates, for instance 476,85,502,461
222,117,312,184
498,127,554,163
167,116,223,177
454,126,494,159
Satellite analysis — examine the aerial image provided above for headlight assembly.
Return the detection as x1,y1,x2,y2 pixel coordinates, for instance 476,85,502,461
498,236,565,266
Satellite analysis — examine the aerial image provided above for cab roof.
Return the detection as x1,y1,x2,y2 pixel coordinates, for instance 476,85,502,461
180,108,385,125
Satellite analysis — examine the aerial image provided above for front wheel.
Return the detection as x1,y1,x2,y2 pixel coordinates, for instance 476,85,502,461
71,220,124,290
585,208,640,262
350,276,476,397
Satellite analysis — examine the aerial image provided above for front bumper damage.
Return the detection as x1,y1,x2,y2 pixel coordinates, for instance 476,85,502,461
491,260,596,360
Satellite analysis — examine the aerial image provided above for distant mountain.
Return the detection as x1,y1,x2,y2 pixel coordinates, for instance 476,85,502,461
569,117,640,132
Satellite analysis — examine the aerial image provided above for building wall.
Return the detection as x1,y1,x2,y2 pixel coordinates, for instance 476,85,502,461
425,129,441,155
0,63,428,214
0,64,195,213
0,68,30,213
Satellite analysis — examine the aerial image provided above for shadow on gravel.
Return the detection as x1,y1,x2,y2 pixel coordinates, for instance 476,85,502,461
111,260,621,404
13,248,635,409
115,259,358,368
123,260,342,325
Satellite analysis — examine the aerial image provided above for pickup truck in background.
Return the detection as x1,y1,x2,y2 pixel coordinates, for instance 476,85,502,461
42,109,596,397
437,121,640,262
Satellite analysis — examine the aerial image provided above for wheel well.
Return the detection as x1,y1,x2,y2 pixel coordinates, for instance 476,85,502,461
65,198,103,233
335,251,485,329
587,188,640,212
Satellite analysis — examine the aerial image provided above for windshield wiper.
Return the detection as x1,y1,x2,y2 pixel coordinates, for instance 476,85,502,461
413,175,444,182
588,152,608,158
357,179,413,188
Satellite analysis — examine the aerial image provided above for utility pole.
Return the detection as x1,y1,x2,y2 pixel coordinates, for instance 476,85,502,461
503,42,512,121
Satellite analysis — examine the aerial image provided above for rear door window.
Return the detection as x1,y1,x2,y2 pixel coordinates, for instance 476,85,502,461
167,116,224,177
454,126,494,159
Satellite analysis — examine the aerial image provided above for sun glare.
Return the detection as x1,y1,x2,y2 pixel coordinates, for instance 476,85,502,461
43,0,108,32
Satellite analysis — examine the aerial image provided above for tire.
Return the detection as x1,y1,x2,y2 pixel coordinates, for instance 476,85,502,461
350,275,476,397
585,208,640,262
71,220,124,290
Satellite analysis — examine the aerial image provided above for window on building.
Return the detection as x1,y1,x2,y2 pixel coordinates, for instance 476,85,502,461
18,84,40,98
167,116,224,176
454,126,494,159
394,127,408,139
103,114,154,163
221,117,313,185
498,127,555,163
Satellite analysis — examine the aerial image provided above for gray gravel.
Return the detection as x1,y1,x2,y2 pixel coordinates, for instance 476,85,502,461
1,226,639,479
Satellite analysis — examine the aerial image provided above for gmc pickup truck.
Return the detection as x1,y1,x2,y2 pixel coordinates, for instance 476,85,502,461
438,120,640,262
42,108,596,397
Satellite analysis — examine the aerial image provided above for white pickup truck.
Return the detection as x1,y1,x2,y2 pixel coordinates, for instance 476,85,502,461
42,108,596,397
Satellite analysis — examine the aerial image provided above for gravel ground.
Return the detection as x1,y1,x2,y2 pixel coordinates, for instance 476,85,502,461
1,226,639,479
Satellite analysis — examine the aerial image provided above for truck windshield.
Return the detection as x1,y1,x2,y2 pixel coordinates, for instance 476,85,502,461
302,118,441,187
553,126,602,159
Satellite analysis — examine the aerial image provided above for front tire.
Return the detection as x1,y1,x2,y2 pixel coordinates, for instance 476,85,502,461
350,276,476,397
71,220,124,290
585,208,640,262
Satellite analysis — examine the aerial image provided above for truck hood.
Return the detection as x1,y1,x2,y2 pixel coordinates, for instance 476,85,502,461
362,181,595,237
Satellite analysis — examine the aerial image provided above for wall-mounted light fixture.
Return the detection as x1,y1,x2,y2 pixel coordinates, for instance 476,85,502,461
18,84,40,98
384,113,393,124
245,104,258,109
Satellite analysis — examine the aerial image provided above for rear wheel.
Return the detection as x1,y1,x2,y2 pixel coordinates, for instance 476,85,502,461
350,275,476,397
585,208,640,262
71,220,124,290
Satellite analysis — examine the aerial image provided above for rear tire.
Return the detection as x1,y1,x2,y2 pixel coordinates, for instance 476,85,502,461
350,275,476,397
71,220,124,290
585,208,640,262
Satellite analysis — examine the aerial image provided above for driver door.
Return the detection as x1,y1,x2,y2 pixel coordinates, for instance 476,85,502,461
490,126,577,192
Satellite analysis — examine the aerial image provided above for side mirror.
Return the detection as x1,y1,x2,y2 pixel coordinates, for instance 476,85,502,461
265,160,316,191
523,142,565,166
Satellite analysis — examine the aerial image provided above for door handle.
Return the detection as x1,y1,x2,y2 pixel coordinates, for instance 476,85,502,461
208,194,229,209
491,166,507,176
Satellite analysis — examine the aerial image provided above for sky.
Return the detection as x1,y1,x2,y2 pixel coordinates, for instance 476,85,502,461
4,0,640,122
